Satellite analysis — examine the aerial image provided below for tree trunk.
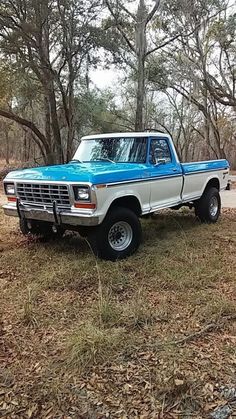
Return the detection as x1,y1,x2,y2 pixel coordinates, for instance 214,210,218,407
135,0,147,131
66,113,75,162
44,95,53,162
66,65,75,162
23,130,27,162
37,0,63,165
135,55,145,131
5,129,9,165
47,84,64,164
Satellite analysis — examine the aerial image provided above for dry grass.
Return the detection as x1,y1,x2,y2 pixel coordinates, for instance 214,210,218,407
66,324,128,369
0,206,236,418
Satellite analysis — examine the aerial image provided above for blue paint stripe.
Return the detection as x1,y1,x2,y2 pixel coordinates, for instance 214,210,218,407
105,167,227,187
106,174,182,187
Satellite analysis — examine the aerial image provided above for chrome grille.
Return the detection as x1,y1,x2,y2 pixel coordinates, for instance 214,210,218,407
16,183,71,207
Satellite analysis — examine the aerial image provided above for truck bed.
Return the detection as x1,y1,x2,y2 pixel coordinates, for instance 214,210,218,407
181,159,229,202
181,159,229,175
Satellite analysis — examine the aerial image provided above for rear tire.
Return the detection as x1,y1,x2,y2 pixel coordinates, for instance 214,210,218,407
195,187,221,223
87,207,142,261
19,219,65,240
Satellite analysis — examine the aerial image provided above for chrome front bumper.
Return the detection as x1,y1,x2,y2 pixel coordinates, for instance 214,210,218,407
3,204,99,227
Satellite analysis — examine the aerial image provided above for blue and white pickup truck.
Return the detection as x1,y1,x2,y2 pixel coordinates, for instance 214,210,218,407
3,132,229,260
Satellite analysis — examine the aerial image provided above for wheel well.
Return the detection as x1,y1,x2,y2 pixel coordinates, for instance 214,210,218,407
204,177,220,192
108,196,142,216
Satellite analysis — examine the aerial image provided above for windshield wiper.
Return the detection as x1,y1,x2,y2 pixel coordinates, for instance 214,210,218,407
69,159,82,163
94,158,115,163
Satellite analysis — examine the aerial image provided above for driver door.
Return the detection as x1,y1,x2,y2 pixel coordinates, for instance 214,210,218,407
149,138,182,210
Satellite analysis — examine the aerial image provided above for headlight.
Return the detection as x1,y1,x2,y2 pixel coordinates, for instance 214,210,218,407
5,183,15,195
74,186,90,201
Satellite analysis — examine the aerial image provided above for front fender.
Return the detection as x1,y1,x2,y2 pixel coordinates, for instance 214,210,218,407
94,183,149,223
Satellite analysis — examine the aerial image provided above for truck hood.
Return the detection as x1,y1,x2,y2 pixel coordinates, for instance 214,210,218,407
4,162,148,184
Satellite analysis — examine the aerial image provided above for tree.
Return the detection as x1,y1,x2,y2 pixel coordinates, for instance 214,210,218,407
200,12,236,108
148,0,235,159
105,0,184,131
0,0,102,163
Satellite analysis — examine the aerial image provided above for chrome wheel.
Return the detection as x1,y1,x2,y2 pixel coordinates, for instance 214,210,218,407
108,221,133,251
209,196,218,217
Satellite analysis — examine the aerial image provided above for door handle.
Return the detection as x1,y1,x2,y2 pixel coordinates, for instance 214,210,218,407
172,168,178,172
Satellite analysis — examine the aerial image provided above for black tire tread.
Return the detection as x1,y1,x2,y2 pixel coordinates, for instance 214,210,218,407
195,187,221,223
87,206,142,261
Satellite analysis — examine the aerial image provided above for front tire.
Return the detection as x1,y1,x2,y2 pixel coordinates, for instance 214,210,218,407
87,207,142,261
195,187,221,223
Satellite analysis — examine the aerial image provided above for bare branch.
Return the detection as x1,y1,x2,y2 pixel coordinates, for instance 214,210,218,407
105,0,136,54
146,5,232,57
146,0,161,24
145,121,172,137
0,109,48,147
118,2,135,20
146,33,182,57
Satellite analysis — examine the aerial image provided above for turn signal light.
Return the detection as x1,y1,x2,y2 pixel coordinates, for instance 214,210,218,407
74,202,96,209
7,196,17,202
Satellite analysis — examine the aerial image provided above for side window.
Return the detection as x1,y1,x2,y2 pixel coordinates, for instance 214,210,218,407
150,138,172,164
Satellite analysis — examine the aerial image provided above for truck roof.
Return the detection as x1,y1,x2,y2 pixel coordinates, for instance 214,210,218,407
81,132,170,140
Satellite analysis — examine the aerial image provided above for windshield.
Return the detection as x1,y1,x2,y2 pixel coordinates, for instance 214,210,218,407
73,137,147,163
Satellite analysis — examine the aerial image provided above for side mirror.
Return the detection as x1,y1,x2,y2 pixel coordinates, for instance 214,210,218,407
155,158,166,166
